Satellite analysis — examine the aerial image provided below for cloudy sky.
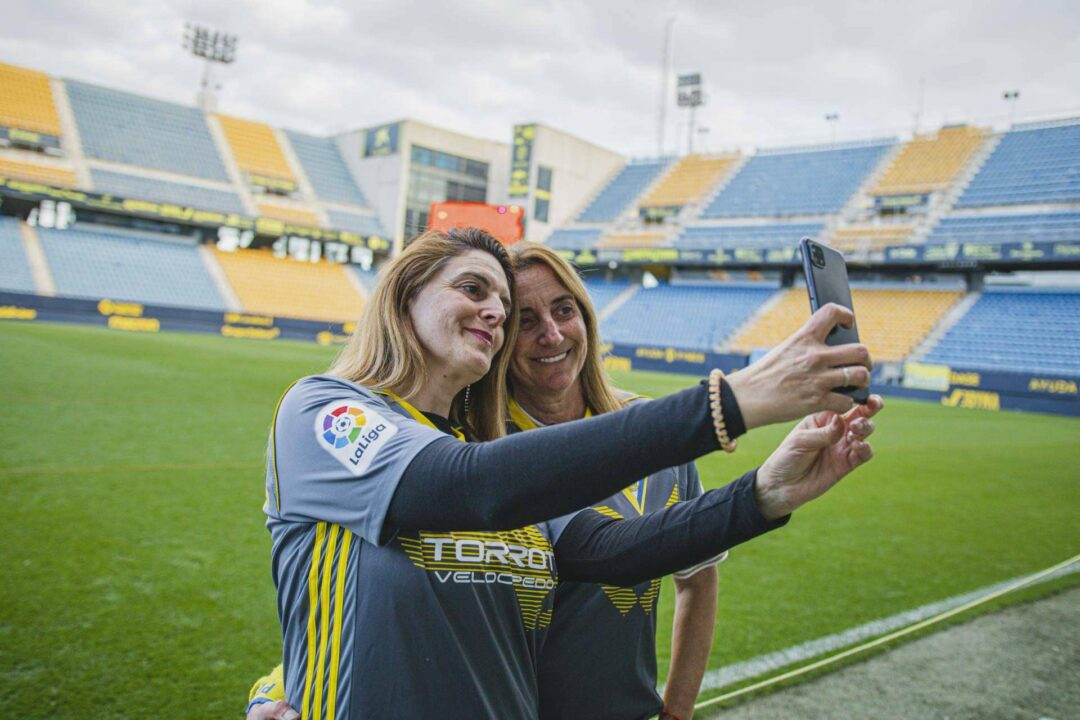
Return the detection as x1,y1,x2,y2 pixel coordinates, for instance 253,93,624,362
3,0,1079,156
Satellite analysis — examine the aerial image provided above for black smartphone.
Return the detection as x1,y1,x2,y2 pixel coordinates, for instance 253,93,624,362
799,237,869,404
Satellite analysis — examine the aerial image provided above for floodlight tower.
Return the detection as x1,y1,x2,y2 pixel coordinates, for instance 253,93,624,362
677,73,704,154
1003,90,1020,127
183,23,238,112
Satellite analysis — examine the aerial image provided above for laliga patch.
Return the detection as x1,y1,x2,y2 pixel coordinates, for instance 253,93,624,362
314,400,398,475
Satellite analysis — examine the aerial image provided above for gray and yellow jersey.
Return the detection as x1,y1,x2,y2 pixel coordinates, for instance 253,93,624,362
507,394,724,720
266,375,558,719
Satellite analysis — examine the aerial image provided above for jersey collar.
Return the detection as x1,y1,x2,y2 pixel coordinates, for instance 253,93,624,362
377,390,466,442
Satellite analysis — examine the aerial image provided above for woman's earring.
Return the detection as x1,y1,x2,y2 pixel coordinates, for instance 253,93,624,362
463,384,471,415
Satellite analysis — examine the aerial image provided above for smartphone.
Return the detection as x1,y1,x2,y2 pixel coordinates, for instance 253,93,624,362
799,237,869,404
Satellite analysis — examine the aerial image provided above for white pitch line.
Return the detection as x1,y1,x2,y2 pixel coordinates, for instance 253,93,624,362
692,560,1080,695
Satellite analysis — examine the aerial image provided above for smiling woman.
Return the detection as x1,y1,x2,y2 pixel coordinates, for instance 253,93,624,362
255,227,881,719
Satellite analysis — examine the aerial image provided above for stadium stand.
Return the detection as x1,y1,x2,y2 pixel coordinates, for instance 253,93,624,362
349,264,379,295
37,224,226,311
701,140,894,217
922,289,1080,375
956,119,1080,207
729,286,963,362
927,212,1080,244
0,216,36,293
216,114,295,183
90,168,245,214
0,61,62,137
638,154,738,209
211,247,364,323
830,224,914,252
578,159,669,222
599,230,668,249
0,158,77,187
284,130,369,206
256,202,320,227
547,227,603,250
870,125,986,196
601,284,775,349
65,80,230,181
325,209,385,236
675,223,824,250
581,278,630,315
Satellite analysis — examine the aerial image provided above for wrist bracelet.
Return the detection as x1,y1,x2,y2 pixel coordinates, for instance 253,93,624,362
708,368,738,453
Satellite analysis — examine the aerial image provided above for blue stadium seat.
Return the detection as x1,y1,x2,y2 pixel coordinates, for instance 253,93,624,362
349,264,379,295
91,169,245,215
923,289,1080,375
702,140,894,217
547,228,602,250
66,80,229,181
578,160,669,222
676,223,824,249
0,216,36,293
38,224,226,311
581,278,629,314
326,210,385,236
956,120,1080,207
600,284,775,350
284,130,369,206
927,212,1080,244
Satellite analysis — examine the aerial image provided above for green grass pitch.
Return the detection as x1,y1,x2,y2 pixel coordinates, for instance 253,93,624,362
1,321,1077,717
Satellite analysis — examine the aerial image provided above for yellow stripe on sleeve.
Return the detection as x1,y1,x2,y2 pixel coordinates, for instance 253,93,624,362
327,529,352,720
313,524,340,720
303,522,326,720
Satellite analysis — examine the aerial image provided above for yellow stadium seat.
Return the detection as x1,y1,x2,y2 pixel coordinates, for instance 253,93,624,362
871,126,987,196
731,287,963,362
0,158,76,187
640,154,738,208
598,231,667,249
212,247,364,323
830,225,914,252
216,114,295,181
257,202,320,227
0,61,62,137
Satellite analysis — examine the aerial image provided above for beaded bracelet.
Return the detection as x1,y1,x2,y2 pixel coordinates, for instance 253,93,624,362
708,368,738,453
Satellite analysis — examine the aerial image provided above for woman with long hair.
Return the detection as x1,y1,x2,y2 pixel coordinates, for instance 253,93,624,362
254,227,880,719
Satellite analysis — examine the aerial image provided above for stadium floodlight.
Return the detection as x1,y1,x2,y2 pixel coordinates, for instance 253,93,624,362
824,113,839,144
677,73,704,154
183,23,239,112
1003,90,1020,127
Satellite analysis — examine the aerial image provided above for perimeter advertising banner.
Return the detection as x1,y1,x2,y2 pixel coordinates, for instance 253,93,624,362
889,361,1078,416
884,240,1080,264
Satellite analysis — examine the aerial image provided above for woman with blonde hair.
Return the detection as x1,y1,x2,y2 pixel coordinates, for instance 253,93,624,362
256,227,881,719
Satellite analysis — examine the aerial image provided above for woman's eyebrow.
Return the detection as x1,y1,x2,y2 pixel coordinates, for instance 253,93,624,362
453,270,512,310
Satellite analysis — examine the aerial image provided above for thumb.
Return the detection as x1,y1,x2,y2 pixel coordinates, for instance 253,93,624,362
793,414,844,449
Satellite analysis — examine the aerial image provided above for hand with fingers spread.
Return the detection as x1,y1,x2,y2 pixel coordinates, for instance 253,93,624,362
753,395,884,520
725,303,873,431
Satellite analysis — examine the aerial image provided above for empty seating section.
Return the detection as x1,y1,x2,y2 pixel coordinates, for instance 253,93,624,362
731,287,962,362
639,154,737,208
676,223,823,250
927,212,1080,244
326,210,385,236
66,80,229,181
285,130,368,206
601,285,774,349
957,121,1080,207
0,216,35,293
211,247,363,323
257,202,319,227
599,230,667,249
0,158,76,187
216,114,295,182
578,160,668,222
923,290,1080,375
871,126,986,195
547,228,602,250
703,140,893,217
91,169,245,214
0,62,61,136
582,278,629,314
37,224,226,310
830,225,914,252
349,265,379,295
